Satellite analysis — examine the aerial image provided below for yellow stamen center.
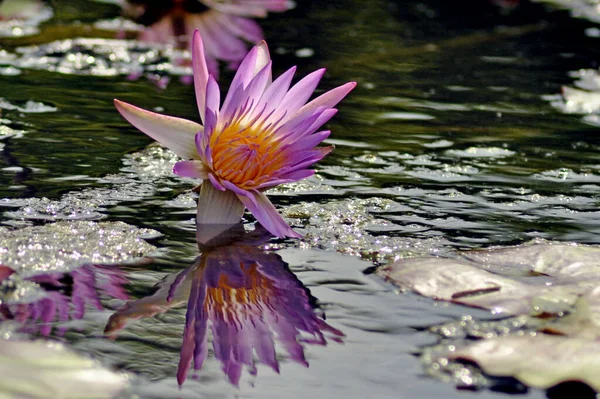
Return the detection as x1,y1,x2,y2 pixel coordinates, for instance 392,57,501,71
210,121,284,189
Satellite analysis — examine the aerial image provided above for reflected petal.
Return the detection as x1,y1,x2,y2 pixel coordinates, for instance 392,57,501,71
105,225,343,386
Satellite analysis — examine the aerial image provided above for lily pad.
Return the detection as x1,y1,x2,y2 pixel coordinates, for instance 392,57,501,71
0,339,128,398
542,286,600,340
378,242,600,316
447,335,600,391
382,241,600,393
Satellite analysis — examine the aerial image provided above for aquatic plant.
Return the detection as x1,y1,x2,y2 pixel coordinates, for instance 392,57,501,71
122,0,293,79
115,30,355,238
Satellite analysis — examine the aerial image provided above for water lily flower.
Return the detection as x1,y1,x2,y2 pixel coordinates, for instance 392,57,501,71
199,0,294,17
105,224,344,386
115,30,356,238
121,0,294,79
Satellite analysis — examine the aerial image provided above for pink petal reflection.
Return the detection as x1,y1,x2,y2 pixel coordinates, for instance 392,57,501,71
0,265,129,336
106,224,344,386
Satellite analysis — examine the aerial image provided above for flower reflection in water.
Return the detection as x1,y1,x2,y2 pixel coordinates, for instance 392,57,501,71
105,224,344,386
0,265,128,336
122,0,293,82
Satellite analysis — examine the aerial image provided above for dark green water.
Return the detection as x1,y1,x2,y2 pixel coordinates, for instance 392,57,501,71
1,0,599,397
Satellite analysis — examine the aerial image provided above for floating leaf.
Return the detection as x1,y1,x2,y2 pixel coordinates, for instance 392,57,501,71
447,335,600,391
383,241,600,393
379,242,600,316
0,339,128,398
542,286,600,340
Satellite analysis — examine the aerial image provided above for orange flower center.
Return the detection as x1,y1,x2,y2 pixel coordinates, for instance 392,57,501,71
205,263,275,317
210,122,284,189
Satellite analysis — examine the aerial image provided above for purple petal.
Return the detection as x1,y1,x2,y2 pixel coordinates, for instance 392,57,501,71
274,107,327,145
235,190,301,238
289,130,331,153
201,0,290,17
205,76,221,118
193,286,209,372
283,147,334,173
278,169,316,182
193,30,210,124
114,99,201,160
224,15,264,43
220,179,250,197
207,173,226,191
195,128,212,167
267,313,308,367
177,277,202,386
237,61,272,120
251,316,279,372
167,268,191,303
202,109,218,146
198,13,248,62
218,83,246,122
254,169,315,190
39,298,56,336
173,161,209,179
297,81,357,118
303,109,338,137
222,46,258,108
222,41,271,113
256,66,296,115
274,68,326,122
254,41,271,81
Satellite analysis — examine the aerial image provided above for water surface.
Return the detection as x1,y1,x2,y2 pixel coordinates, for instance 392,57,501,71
1,0,598,397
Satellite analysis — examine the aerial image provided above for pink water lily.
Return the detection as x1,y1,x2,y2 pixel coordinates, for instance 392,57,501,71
199,0,294,17
124,0,293,79
115,30,355,238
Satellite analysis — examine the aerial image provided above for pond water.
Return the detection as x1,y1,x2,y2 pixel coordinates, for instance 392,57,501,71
1,0,599,398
